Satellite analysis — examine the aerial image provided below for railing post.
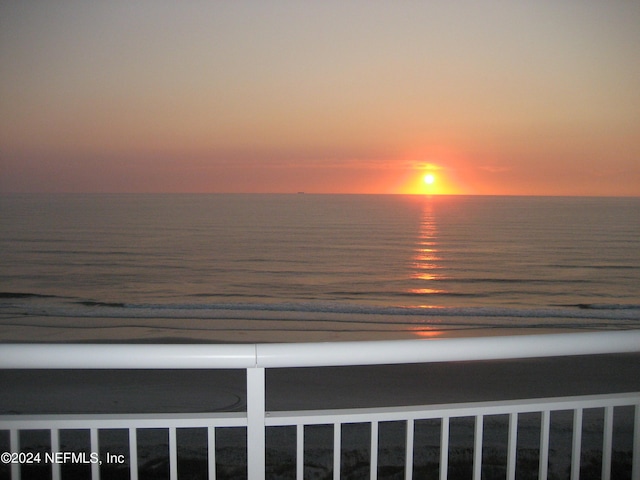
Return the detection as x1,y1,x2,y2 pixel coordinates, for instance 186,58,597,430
247,366,266,480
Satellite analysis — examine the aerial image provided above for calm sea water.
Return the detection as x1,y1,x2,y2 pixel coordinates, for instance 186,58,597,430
1,194,638,342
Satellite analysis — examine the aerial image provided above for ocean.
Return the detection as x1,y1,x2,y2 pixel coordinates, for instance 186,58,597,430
1,194,638,343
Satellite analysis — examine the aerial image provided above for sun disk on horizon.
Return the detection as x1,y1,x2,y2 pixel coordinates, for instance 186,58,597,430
398,163,459,195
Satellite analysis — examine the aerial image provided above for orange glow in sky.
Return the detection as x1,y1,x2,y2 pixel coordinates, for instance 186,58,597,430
0,2,638,195
398,162,465,195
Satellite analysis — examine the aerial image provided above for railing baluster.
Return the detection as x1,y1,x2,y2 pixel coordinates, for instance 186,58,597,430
539,410,550,480
507,412,518,480
405,419,414,480
296,424,304,480
370,421,379,480
333,423,341,480
440,417,449,480
90,427,99,480
129,428,138,480
473,415,483,480
601,406,614,480
208,426,216,480
51,428,60,480
1,393,639,480
169,427,177,480
10,429,19,480
570,408,583,480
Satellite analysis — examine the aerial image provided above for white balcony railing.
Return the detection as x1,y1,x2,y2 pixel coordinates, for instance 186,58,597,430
1,330,640,480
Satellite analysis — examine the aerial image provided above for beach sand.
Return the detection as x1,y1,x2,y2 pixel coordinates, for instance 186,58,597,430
0,311,595,344
1,353,639,415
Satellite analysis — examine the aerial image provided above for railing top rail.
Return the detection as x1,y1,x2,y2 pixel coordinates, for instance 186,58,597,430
256,329,640,368
1,330,639,370
0,343,257,369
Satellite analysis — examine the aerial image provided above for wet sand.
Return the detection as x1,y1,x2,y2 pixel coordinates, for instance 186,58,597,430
0,310,597,344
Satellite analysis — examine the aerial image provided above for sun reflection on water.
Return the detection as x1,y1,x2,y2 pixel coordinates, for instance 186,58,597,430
409,200,446,293
410,328,445,338
407,288,446,294
403,199,453,335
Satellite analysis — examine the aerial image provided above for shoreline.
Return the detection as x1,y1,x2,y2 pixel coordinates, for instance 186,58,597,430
0,316,615,344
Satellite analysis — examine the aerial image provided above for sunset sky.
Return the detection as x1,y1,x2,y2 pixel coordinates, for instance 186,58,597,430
1,1,639,195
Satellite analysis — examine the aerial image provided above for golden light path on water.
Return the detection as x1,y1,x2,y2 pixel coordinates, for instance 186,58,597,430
407,198,450,337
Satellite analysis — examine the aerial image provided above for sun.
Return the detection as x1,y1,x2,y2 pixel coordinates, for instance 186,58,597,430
399,162,459,195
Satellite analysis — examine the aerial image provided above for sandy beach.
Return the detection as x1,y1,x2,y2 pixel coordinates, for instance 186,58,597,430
1,353,639,415
0,310,605,344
